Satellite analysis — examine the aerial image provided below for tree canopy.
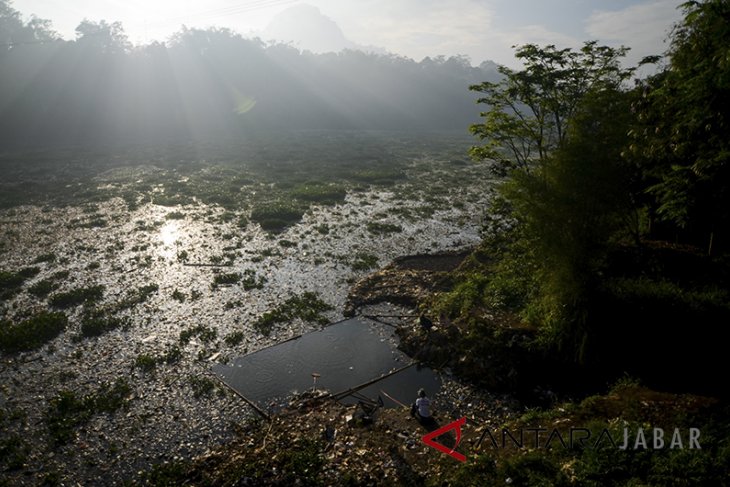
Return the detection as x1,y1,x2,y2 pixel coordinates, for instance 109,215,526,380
461,0,730,378
469,42,633,176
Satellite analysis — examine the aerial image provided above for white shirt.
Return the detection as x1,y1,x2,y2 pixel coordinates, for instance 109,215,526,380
416,397,431,418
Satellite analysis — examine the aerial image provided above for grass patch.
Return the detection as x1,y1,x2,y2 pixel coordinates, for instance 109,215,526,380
115,283,159,310
290,183,346,205
27,278,59,298
279,239,297,248
240,269,266,290
0,267,40,300
188,376,217,399
75,310,129,340
45,378,131,445
351,252,379,271
135,354,158,372
33,252,57,264
253,292,332,335
212,270,265,290
0,312,68,353
134,345,183,372
351,168,405,185
180,325,218,344
250,201,305,231
224,331,245,346
0,434,29,471
212,272,241,288
366,221,403,235
49,285,104,308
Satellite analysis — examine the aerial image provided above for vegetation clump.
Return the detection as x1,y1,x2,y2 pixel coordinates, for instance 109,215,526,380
27,278,59,298
49,285,105,308
115,283,159,310
0,311,68,353
351,252,379,271
224,331,244,346
250,201,305,231
366,221,402,235
0,267,40,300
253,292,332,335
180,325,218,344
76,310,129,340
45,379,131,445
212,272,241,288
290,183,346,205
134,346,184,372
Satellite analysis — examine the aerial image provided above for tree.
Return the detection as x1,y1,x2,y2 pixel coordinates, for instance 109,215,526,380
1,0,58,49
75,19,129,54
503,87,638,360
469,42,634,176
629,0,730,254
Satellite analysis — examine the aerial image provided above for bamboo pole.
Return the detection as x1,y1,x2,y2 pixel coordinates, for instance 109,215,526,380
330,362,416,400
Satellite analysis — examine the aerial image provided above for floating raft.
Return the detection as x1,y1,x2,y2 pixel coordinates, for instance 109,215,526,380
212,317,440,414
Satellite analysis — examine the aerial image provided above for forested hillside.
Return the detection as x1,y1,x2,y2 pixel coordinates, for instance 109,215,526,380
0,0,498,148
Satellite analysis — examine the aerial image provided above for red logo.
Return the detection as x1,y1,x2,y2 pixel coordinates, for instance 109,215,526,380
422,417,467,462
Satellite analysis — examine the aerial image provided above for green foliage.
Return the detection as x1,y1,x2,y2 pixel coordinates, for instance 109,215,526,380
134,346,183,371
470,42,633,176
115,283,158,310
277,438,325,485
45,379,130,444
0,434,29,471
0,311,68,353
290,183,346,205
187,376,217,398
179,325,217,344
171,289,186,302
350,252,378,271
366,221,402,235
0,267,40,300
212,272,241,287
628,0,730,252
432,272,491,318
250,201,305,231
254,292,332,335
135,353,158,372
33,252,57,264
27,278,58,298
278,239,297,248
49,285,104,308
76,310,129,340
224,330,244,346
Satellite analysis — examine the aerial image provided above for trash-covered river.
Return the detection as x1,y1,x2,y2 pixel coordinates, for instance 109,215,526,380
0,132,496,484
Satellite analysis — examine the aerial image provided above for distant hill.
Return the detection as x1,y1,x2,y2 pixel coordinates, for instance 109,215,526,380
0,6,502,148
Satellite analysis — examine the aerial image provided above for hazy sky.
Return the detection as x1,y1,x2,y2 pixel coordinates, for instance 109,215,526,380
13,0,683,67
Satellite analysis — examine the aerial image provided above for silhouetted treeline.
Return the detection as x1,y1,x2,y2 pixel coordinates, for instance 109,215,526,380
0,3,499,148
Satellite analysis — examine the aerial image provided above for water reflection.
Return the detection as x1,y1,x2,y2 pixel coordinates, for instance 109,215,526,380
158,221,180,258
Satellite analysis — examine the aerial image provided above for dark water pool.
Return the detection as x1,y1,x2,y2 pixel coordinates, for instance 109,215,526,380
212,318,441,412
